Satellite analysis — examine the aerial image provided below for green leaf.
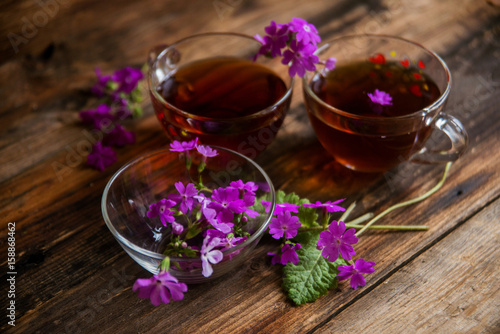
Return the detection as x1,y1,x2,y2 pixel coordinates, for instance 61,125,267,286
282,231,348,305
185,226,202,240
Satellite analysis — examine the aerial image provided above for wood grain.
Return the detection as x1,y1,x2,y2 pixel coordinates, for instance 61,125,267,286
320,199,500,334
0,0,499,333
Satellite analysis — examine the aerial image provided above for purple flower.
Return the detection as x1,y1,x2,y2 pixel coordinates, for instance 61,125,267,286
168,182,198,214
209,187,246,222
171,222,184,235
196,145,218,157
267,251,282,265
324,57,337,70
268,211,301,239
338,258,376,290
303,199,346,213
169,138,198,152
201,236,224,277
133,271,188,306
79,104,115,130
262,201,299,215
280,243,301,265
220,235,247,251
288,17,321,45
103,124,136,147
254,21,290,58
203,207,234,234
147,198,176,226
91,68,112,97
317,221,358,262
111,67,144,94
281,40,319,77
367,89,393,106
230,180,259,195
86,142,117,171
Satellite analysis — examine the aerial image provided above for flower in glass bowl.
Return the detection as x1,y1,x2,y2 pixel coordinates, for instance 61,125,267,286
102,139,276,305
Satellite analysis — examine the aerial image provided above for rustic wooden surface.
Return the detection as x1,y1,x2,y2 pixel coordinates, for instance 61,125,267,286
1,0,499,333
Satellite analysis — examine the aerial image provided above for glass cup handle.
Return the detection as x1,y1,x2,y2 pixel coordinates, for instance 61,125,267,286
147,44,168,68
411,112,468,164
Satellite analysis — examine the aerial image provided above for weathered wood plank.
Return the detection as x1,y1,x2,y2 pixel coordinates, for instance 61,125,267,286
0,0,499,333
319,199,500,334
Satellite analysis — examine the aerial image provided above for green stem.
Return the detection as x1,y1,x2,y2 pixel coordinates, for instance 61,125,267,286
340,201,356,222
346,212,374,225
355,162,452,237
346,224,428,231
299,224,428,232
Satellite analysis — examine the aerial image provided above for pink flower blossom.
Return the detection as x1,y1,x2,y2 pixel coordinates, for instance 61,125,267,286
268,211,301,239
169,138,198,152
168,182,198,214
103,124,136,147
254,20,289,58
303,199,345,213
288,17,321,45
317,220,358,262
262,201,299,215
86,141,116,171
147,198,176,226
367,89,393,106
79,104,115,130
133,271,187,306
280,243,301,265
91,68,112,97
337,258,376,290
111,67,144,94
281,40,319,77
196,145,218,157
201,236,224,277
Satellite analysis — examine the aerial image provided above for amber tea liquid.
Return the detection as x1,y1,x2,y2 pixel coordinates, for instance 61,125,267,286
152,57,289,157
306,60,441,172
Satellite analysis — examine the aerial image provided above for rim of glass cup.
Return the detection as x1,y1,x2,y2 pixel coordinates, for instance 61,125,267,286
302,34,452,121
148,32,294,123
101,145,276,262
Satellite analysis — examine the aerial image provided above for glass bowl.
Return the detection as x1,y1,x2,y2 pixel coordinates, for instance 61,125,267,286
101,146,275,283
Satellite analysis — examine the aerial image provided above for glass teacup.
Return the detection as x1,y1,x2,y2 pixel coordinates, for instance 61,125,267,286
303,34,468,173
148,33,294,159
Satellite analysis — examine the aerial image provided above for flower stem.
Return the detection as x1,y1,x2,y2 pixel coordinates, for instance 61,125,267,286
346,224,428,231
355,162,452,237
299,224,428,232
346,212,374,225
339,201,356,222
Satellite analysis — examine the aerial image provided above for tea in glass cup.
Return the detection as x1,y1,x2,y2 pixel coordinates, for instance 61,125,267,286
303,34,467,172
149,33,293,159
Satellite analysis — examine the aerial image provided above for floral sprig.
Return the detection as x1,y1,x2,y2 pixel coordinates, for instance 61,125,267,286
134,139,261,305
79,67,144,171
254,17,336,77
131,139,451,306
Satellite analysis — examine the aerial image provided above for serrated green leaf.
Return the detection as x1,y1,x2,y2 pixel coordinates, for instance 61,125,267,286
283,231,348,305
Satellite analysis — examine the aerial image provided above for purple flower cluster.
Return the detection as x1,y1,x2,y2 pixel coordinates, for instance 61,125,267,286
80,67,144,171
169,137,220,159
146,174,258,278
265,197,375,291
316,220,376,290
254,18,336,77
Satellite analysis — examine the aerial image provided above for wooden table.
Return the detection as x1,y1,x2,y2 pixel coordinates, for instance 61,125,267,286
1,0,499,333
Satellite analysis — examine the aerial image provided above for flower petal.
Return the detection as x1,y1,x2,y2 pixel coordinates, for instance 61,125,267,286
350,273,367,290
